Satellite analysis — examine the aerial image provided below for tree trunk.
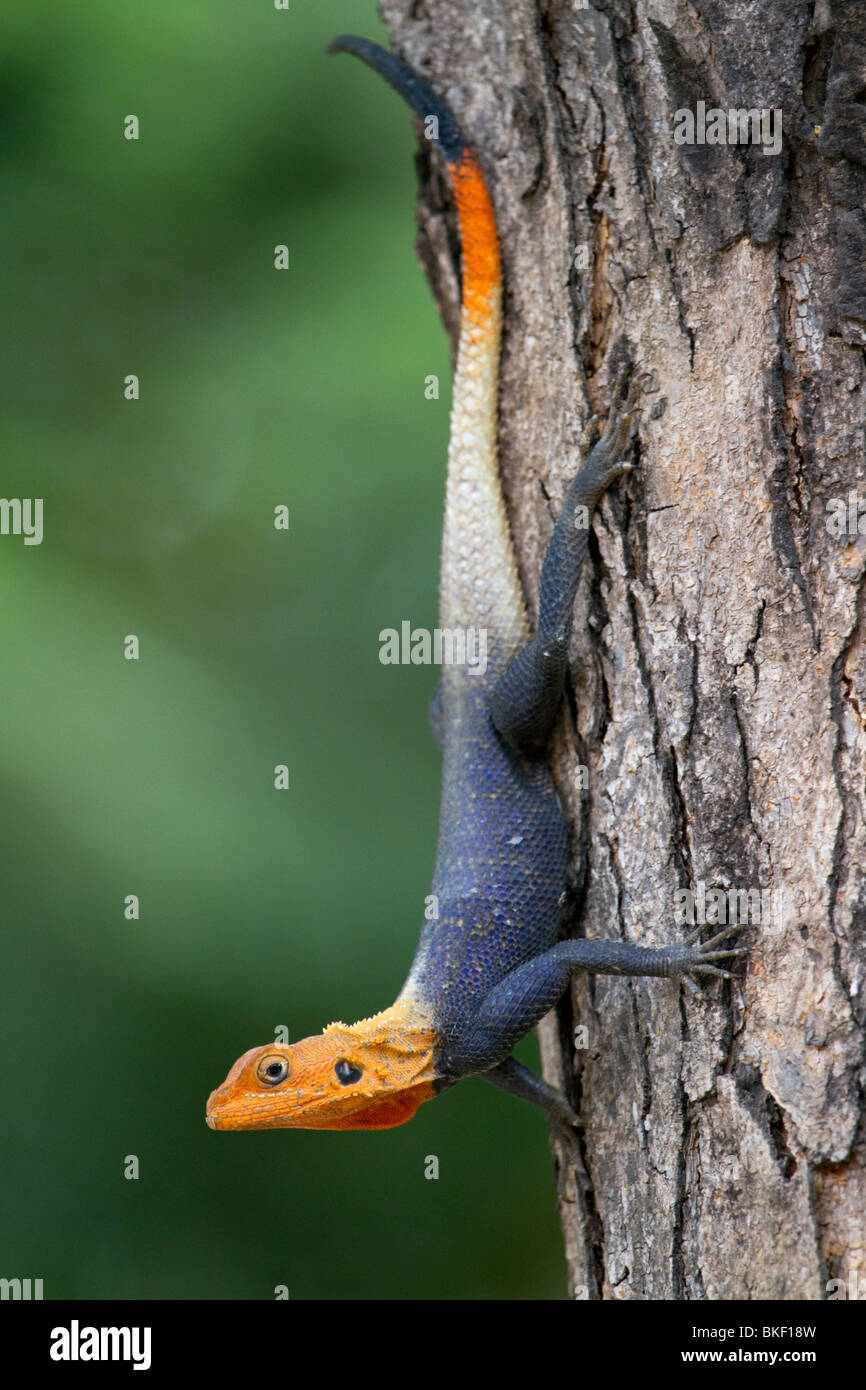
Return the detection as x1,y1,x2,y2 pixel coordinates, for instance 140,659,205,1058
380,0,866,1300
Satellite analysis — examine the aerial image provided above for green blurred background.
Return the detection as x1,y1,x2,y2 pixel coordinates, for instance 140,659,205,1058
1,0,564,1298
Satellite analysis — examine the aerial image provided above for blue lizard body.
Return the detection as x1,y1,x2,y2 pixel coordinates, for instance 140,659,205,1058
403,675,568,1069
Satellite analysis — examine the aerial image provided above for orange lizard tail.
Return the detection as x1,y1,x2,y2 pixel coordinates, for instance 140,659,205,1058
328,34,525,653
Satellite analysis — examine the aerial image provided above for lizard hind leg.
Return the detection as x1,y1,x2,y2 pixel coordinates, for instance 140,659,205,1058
488,368,649,757
482,1057,589,1195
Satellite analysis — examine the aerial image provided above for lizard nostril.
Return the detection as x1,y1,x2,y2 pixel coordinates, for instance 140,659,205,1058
206,1086,230,1113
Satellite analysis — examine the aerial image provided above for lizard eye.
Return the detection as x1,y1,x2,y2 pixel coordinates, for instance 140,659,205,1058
256,1055,290,1087
335,1058,363,1086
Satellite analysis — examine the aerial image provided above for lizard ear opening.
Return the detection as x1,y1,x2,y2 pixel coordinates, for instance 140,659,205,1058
334,1058,363,1086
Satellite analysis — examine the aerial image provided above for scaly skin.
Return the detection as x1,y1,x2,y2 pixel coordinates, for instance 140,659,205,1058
206,37,746,1138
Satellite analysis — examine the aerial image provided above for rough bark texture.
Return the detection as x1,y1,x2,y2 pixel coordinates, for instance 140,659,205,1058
380,0,866,1300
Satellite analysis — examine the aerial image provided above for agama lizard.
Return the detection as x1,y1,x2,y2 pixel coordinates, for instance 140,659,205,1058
206,36,744,1147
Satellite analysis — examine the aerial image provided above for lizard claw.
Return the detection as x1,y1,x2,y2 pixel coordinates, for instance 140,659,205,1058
595,366,650,465
686,921,748,950
679,922,750,992
551,1120,590,1201
579,413,602,456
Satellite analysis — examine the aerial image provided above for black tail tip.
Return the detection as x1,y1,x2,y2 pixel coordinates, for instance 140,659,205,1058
324,33,465,163
327,34,374,60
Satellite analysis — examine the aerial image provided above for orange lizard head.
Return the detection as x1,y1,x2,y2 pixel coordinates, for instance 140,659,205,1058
206,999,438,1132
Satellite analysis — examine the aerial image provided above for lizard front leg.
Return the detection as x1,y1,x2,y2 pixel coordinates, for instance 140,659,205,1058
447,927,748,1076
489,368,648,756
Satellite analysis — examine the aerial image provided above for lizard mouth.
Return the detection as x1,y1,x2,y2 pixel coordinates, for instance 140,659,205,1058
206,1082,237,1130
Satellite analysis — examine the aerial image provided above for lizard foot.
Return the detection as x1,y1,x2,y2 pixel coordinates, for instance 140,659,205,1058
550,1118,590,1201
589,367,651,488
676,923,750,997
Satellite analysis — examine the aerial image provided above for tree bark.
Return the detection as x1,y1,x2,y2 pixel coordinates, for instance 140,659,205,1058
380,0,866,1300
